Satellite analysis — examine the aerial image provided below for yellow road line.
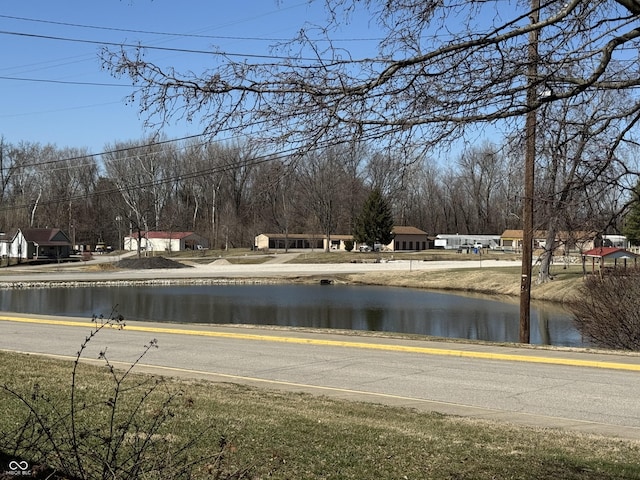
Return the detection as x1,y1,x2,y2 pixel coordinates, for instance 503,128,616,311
2,314,640,372
7,350,638,439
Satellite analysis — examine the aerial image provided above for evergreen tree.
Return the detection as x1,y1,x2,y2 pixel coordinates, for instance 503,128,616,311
623,182,640,246
353,188,394,249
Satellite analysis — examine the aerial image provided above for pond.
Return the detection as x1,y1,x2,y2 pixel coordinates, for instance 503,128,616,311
0,284,584,346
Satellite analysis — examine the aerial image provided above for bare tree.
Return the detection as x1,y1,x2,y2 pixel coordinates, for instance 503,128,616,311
102,1,640,153
102,140,166,254
102,0,640,341
3,142,54,229
210,141,262,248
36,147,97,240
0,138,30,229
297,147,354,251
405,160,447,234
178,141,226,247
251,158,297,249
534,88,636,282
456,144,507,233
364,150,413,224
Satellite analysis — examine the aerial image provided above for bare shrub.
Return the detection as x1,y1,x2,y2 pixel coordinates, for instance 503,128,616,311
0,308,253,479
569,269,640,350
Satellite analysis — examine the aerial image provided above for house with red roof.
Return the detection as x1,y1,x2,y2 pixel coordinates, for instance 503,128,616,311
123,231,209,252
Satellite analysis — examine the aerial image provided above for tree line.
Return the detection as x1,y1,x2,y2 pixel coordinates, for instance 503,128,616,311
4,2,640,261
0,132,633,252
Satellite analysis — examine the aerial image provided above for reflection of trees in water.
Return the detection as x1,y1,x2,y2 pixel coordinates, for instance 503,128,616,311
538,310,551,345
365,308,384,332
1,285,579,346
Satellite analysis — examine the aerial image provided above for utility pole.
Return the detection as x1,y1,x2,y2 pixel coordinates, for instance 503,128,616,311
520,0,540,344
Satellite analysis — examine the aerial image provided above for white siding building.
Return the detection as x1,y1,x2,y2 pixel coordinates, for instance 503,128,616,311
123,231,209,252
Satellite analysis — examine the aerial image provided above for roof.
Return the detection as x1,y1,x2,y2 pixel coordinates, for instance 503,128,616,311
21,228,71,246
500,229,523,238
129,231,199,240
500,230,598,241
393,226,428,235
258,233,353,240
583,247,638,259
500,229,548,239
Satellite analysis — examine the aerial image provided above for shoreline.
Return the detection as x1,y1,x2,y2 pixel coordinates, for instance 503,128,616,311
0,269,580,307
0,255,582,306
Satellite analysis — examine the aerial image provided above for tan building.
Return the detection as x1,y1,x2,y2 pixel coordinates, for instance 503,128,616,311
255,233,353,251
389,226,429,251
500,229,526,251
255,226,429,252
500,229,607,253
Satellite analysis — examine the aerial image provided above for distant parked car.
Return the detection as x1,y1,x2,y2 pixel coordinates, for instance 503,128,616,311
359,243,383,252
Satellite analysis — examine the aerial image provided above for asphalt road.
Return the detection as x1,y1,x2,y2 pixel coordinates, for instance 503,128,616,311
2,312,640,441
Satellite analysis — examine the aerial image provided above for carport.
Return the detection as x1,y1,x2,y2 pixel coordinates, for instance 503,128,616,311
582,247,638,273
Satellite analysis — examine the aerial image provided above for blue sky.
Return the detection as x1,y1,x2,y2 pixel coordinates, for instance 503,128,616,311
0,0,378,154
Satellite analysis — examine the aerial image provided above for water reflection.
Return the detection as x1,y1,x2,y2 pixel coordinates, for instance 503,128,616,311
0,284,584,346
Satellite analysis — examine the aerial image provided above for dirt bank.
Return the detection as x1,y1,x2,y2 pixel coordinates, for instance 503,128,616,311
343,267,583,305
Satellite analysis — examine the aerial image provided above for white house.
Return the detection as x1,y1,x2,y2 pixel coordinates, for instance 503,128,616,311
123,231,209,252
0,228,72,260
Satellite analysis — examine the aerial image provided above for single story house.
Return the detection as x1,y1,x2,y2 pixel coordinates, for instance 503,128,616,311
255,233,352,251
0,228,72,260
500,230,628,253
389,226,429,251
499,229,547,251
582,247,638,273
124,231,209,252
255,226,430,252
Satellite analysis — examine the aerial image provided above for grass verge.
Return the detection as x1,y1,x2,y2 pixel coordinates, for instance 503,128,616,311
345,264,586,304
1,351,639,479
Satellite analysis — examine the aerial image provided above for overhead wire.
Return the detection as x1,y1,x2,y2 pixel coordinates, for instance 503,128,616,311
0,124,404,213
0,75,130,87
0,6,393,195
0,12,384,43
0,29,369,64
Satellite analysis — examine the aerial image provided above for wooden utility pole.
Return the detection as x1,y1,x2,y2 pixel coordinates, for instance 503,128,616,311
520,0,540,343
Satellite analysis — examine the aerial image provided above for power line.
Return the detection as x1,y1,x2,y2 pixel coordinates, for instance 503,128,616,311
0,13,383,43
0,29,357,63
0,126,402,213
0,100,126,118
0,75,129,87
1,132,209,173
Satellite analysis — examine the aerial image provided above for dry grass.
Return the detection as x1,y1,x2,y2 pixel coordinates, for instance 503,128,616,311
1,350,639,479
289,249,521,264
345,263,585,304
